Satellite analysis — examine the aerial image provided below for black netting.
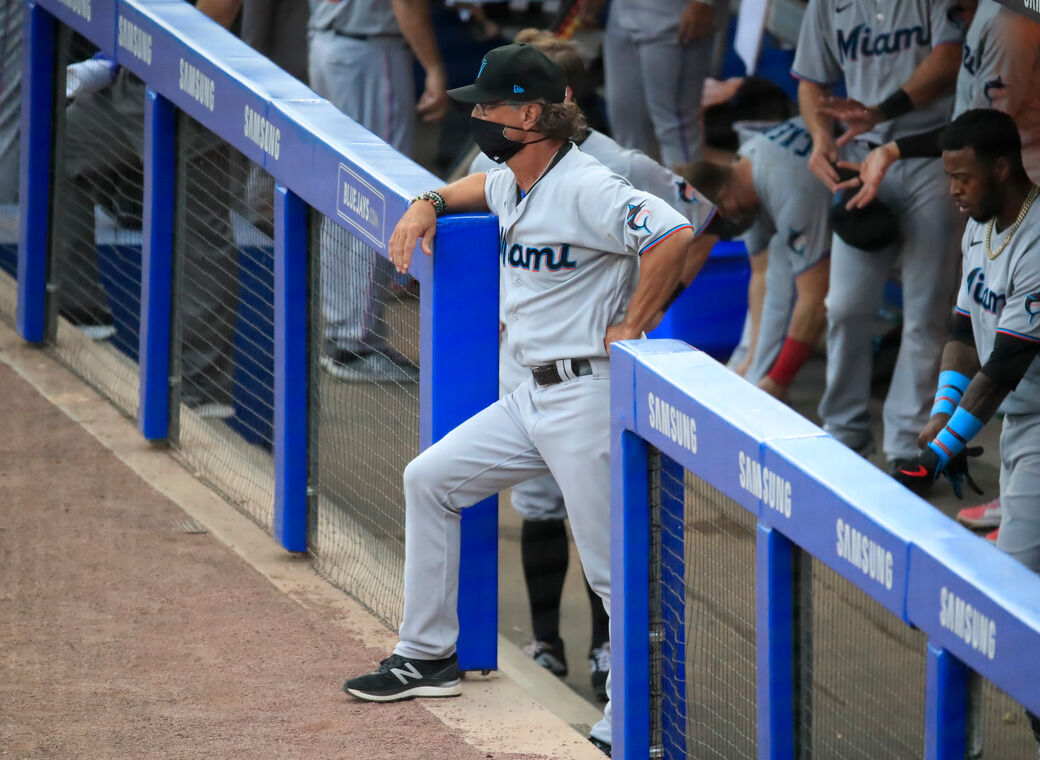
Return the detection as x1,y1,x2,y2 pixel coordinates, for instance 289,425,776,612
169,112,275,531
308,213,421,627
0,0,21,322
966,673,1039,758
651,451,758,760
798,554,927,760
48,29,143,418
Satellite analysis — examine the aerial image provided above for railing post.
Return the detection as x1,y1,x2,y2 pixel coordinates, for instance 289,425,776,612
17,2,56,343
925,642,969,759
139,88,176,440
273,184,308,553
756,522,796,760
612,429,652,760
420,214,500,671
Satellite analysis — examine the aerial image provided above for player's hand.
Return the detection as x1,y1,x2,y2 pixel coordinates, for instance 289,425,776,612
916,413,950,450
388,200,438,274
757,375,788,401
943,446,984,500
604,322,642,354
576,0,607,29
678,0,714,44
807,132,840,191
893,447,943,495
816,96,884,148
732,354,751,377
417,65,450,123
834,142,900,210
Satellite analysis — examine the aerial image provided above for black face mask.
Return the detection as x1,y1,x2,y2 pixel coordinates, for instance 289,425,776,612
470,116,548,163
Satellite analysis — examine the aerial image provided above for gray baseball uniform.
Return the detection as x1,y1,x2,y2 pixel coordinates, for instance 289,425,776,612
395,145,694,747
955,199,1040,572
603,0,714,167
0,0,22,204
468,131,716,522
793,0,963,460
955,0,1040,181
737,118,832,384
308,1,415,360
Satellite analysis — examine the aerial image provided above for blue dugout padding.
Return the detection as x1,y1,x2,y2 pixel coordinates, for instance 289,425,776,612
611,339,1040,759
23,0,501,669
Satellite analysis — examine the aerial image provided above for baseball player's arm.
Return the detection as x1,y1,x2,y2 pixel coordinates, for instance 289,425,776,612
605,228,699,351
391,0,450,122
820,44,962,149
835,125,947,209
195,0,243,28
678,1,715,45
387,172,489,273
733,248,767,377
798,80,841,191
758,258,829,399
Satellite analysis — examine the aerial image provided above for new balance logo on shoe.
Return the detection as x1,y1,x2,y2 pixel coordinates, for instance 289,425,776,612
389,661,423,684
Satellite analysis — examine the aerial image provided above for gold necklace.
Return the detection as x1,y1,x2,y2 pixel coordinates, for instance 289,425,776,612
985,184,1040,260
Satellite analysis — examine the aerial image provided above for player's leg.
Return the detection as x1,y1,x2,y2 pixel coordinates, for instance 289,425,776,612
636,35,711,166
534,372,614,745
817,234,894,456
880,157,960,462
177,126,239,414
585,573,610,702
603,17,657,158
744,244,797,385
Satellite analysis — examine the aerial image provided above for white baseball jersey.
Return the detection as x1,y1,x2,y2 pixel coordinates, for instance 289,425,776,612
612,0,714,43
485,143,694,367
738,118,832,273
792,0,961,143
955,0,1040,180
470,129,717,231
955,199,1040,414
308,0,399,37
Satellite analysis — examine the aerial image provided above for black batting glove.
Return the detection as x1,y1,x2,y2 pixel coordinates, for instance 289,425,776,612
943,446,984,500
894,448,942,495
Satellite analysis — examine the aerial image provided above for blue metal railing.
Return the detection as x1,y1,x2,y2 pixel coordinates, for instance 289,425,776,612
18,0,500,669
610,339,1040,759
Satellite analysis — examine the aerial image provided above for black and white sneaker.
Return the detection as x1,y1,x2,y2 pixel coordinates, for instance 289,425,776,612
523,638,568,677
344,653,461,702
320,349,419,384
589,736,612,756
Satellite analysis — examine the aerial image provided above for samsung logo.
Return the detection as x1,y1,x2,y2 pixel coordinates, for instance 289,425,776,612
58,0,91,21
940,587,996,659
244,105,280,160
118,17,152,65
835,518,893,590
646,392,697,455
179,59,215,111
738,451,791,518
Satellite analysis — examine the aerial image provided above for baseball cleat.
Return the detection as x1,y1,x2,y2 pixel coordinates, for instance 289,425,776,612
956,499,1002,530
588,736,612,757
985,528,999,544
523,638,568,677
320,349,419,384
344,653,461,702
589,643,610,702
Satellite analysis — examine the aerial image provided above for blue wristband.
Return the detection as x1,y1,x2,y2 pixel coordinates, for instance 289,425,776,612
931,370,970,417
927,407,983,467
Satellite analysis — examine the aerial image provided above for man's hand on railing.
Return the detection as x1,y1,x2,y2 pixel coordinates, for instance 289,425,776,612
389,200,438,274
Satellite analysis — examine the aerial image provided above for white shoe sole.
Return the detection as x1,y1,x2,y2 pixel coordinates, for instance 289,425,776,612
76,324,117,341
190,403,235,420
345,681,462,702
956,512,1002,530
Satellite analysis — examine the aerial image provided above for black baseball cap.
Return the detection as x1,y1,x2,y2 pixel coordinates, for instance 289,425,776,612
447,43,566,104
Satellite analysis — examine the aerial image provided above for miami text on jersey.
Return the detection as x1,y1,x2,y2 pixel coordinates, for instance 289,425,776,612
837,24,931,64
966,267,1006,315
500,238,578,271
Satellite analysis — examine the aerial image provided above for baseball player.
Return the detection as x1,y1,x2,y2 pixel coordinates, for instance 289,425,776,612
585,0,715,167
343,43,713,756
793,0,964,471
893,109,1040,745
465,29,717,700
308,0,449,382
678,117,832,400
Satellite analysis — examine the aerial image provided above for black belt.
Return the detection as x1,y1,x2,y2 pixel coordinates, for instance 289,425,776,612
330,29,404,41
531,359,593,386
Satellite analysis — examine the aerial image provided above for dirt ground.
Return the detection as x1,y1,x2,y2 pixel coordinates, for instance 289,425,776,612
0,358,553,760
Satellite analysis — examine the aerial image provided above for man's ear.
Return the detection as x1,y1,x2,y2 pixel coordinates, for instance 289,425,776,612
521,102,542,129
993,155,1012,183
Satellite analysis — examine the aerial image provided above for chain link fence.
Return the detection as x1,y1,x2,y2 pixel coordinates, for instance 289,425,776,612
48,30,143,418
309,214,421,628
651,450,758,760
0,0,21,321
